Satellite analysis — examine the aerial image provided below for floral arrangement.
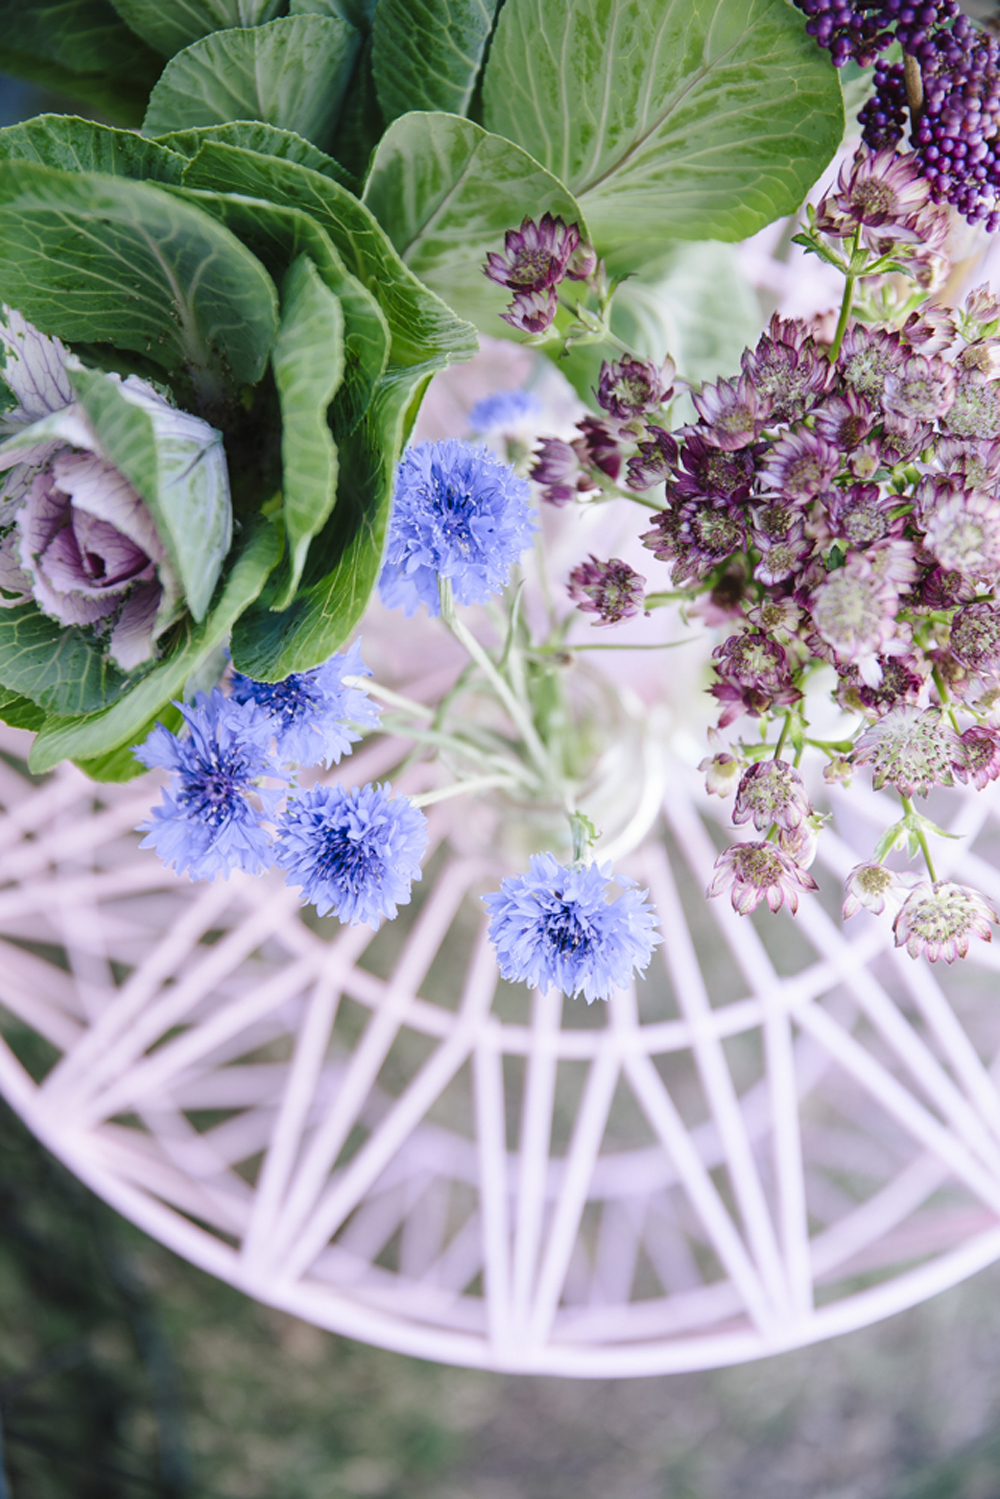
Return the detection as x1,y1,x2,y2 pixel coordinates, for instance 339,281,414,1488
2,0,1000,994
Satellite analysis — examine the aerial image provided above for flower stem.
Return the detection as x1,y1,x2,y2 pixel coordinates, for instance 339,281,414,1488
343,675,435,721
773,711,793,761
438,577,554,785
828,241,858,365
411,773,518,809
900,794,938,882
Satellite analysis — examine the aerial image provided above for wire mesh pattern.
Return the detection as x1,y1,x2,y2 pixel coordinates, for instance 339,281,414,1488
3,723,1000,1377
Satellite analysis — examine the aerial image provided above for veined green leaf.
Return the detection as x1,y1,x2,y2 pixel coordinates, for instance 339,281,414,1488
363,112,586,330
0,114,185,183
28,521,282,772
166,174,389,435
0,0,162,127
291,0,373,27
230,368,427,679
67,363,232,622
481,0,843,250
0,605,128,717
372,0,497,122
142,15,361,151
110,0,285,58
73,701,184,781
271,257,344,608
180,142,478,370
0,689,47,733
330,31,384,183
153,121,354,188
0,160,279,393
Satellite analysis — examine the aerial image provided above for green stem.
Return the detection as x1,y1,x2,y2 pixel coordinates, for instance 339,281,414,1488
411,773,518,809
438,578,553,785
900,795,938,882
828,228,860,364
773,711,793,761
644,587,705,607
342,675,435,721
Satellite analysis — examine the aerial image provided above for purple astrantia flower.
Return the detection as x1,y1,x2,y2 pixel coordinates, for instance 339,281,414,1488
626,425,679,490
691,375,761,450
953,725,1000,790
843,862,905,919
568,555,646,625
501,288,559,335
483,853,661,1004
134,691,280,881
484,214,582,293
809,555,901,683
837,324,903,399
851,706,961,797
597,355,675,419
699,738,747,798
733,760,812,834
761,428,841,502
901,306,957,354
740,320,832,423
467,388,542,434
530,436,598,507
945,368,1000,440
949,601,1000,678
823,483,902,549
814,150,932,245
835,653,928,716
883,354,956,421
642,500,746,585
274,782,427,928
707,841,818,915
919,487,1000,582
812,390,875,451
379,440,536,617
753,521,812,587
893,881,998,963
577,415,624,483
229,638,380,768
669,432,756,503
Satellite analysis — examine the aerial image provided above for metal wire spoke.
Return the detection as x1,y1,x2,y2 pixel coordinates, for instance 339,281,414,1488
3,720,1000,1376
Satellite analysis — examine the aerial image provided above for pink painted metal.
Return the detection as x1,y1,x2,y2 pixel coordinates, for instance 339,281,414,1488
3,717,1000,1377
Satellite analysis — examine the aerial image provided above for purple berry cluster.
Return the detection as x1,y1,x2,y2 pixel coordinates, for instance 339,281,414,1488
796,0,1000,227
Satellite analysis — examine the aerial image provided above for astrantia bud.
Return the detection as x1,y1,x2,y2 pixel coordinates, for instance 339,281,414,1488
597,355,675,419
568,555,646,625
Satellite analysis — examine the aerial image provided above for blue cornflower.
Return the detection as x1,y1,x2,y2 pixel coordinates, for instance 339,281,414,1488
229,638,381,768
378,439,537,617
468,388,541,434
274,781,428,928
134,690,281,880
483,853,662,1004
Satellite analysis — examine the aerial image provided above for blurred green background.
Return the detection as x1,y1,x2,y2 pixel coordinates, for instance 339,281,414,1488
6,1093,1000,1499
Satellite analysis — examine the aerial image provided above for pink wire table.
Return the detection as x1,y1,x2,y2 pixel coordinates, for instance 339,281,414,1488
3,718,1000,1377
